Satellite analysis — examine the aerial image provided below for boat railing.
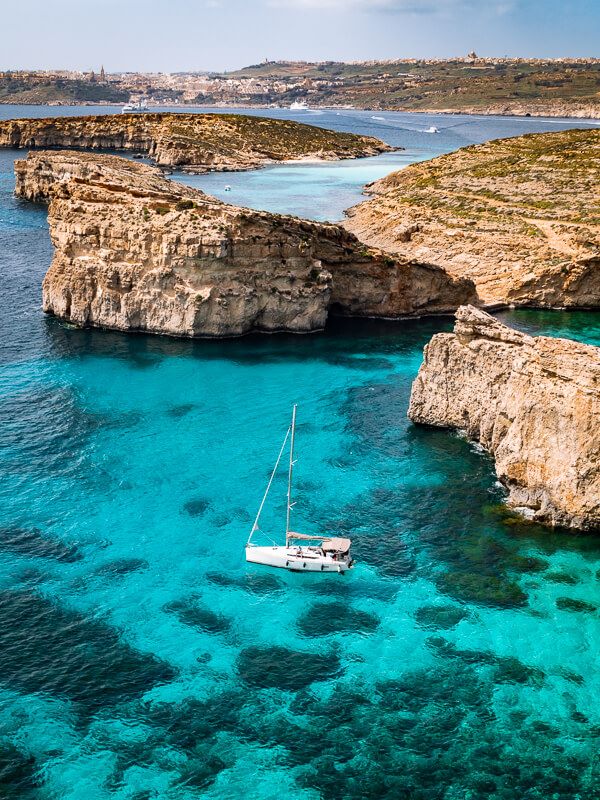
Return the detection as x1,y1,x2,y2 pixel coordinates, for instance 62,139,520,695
287,532,331,542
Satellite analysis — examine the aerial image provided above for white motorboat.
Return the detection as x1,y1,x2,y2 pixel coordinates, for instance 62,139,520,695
290,100,309,110
424,125,440,134
245,405,353,573
122,99,149,114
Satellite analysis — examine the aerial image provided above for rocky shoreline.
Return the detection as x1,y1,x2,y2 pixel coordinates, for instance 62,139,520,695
0,112,393,173
408,306,600,531
17,150,474,338
411,104,600,119
3,101,599,120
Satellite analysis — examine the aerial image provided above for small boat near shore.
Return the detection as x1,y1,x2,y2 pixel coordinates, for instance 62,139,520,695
290,100,309,110
122,99,149,114
246,405,353,573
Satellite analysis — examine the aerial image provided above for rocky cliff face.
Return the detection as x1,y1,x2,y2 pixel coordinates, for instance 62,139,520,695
17,150,475,337
0,112,393,172
346,129,600,309
408,305,600,531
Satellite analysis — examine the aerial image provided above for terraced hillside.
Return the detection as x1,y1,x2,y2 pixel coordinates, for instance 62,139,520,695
224,59,600,117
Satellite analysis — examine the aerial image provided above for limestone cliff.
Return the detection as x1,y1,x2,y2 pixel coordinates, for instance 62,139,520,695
346,129,600,309
408,305,600,531
0,112,392,173
16,151,475,337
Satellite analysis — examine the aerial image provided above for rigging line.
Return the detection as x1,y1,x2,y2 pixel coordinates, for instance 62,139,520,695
247,425,291,546
286,404,297,544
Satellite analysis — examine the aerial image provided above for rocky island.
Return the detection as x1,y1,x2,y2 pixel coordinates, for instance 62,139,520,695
16,150,474,337
346,129,600,309
409,305,600,531
0,112,392,172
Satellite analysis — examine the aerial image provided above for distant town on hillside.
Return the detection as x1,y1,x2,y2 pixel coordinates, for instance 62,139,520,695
2,56,599,116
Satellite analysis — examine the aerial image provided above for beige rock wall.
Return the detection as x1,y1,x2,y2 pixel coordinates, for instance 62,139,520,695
16,151,475,337
408,305,600,531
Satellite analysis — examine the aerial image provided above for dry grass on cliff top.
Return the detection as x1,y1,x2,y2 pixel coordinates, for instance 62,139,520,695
369,128,600,226
344,128,600,307
0,112,390,160
165,113,383,154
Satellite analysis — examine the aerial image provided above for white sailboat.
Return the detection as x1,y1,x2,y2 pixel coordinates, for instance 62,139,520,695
245,405,353,573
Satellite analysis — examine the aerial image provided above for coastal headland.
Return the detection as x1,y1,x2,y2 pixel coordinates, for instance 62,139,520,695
0,112,393,173
16,150,474,337
346,128,600,309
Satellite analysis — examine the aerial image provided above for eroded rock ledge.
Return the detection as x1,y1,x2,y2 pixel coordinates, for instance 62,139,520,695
408,305,600,531
16,150,475,337
0,112,393,173
346,129,600,309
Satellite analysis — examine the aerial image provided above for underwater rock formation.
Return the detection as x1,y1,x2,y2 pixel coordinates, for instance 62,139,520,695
16,150,475,337
408,305,600,531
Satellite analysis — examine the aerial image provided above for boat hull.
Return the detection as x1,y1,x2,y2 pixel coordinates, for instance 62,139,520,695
245,545,352,573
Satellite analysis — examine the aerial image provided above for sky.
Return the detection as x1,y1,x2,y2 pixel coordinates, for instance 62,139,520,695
2,0,598,72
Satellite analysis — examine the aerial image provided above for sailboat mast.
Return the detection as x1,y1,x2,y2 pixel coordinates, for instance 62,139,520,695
285,404,297,546
247,426,290,546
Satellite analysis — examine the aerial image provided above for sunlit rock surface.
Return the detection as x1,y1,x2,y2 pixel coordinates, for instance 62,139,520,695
346,129,600,309
16,150,475,337
409,305,600,530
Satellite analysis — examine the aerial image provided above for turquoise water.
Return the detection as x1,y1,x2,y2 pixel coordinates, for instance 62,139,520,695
170,107,600,220
1,110,600,799
2,103,598,221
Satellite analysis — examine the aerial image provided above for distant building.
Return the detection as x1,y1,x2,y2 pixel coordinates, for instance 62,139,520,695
100,65,106,83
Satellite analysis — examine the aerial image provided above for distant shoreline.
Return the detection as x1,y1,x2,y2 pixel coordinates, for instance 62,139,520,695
0,100,599,122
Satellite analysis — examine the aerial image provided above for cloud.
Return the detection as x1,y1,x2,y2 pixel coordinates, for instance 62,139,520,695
267,0,514,12
267,0,418,8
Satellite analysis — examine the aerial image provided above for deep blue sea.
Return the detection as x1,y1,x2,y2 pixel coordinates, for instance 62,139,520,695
1,105,600,800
